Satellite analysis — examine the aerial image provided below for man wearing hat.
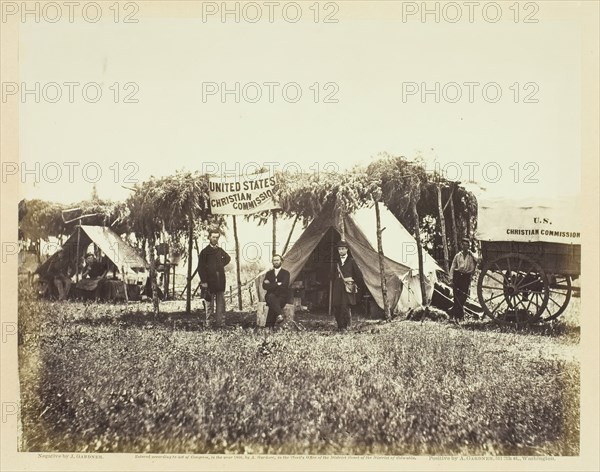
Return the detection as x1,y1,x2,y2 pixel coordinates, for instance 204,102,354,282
331,240,364,330
449,237,479,321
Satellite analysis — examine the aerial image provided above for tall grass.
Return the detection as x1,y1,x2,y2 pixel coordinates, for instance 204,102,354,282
18,282,579,455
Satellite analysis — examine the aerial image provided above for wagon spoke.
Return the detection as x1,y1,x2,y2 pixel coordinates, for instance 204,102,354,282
490,297,508,318
516,277,543,291
548,297,563,308
514,296,527,310
548,289,568,295
515,257,524,274
485,272,506,286
525,296,534,314
481,284,503,291
483,292,505,304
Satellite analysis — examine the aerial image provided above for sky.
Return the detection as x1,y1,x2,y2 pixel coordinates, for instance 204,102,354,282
13,4,583,264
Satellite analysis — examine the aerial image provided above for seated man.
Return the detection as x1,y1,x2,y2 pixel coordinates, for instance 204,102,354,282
262,254,290,327
76,253,108,299
47,249,72,301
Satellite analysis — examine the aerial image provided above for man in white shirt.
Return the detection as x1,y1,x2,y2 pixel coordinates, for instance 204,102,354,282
449,237,478,321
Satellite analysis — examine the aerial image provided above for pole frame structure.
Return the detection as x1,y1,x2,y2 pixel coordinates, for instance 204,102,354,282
233,215,243,310
374,201,391,320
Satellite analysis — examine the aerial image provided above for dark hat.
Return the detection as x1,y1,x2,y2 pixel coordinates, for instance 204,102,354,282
336,240,349,248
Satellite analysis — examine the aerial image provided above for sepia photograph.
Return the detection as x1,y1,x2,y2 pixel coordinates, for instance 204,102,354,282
1,1,598,470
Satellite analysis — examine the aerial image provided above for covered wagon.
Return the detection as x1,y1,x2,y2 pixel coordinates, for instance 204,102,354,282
475,196,581,325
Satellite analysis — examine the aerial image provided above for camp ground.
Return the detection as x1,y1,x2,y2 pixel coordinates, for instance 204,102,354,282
16,156,583,457
255,202,442,318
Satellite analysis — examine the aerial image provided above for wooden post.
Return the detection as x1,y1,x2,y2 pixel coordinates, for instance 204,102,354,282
282,214,299,255
180,267,198,298
194,237,201,258
436,185,450,272
449,189,458,256
374,201,391,320
163,242,170,299
466,211,472,240
232,215,242,310
249,286,254,305
412,200,428,306
148,236,160,315
172,264,176,298
75,225,81,282
272,210,278,256
328,227,334,317
186,210,194,314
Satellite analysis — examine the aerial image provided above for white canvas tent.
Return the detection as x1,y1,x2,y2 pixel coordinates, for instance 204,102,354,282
256,203,441,313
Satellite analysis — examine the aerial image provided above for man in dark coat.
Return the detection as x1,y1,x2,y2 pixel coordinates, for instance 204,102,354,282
76,253,108,299
262,254,290,327
198,230,231,327
46,249,72,301
331,240,363,330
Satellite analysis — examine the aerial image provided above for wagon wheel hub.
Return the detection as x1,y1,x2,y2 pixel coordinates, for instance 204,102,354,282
477,253,550,326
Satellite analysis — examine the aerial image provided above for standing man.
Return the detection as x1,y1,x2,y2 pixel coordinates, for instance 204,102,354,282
47,249,72,301
198,229,231,328
262,254,290,327
331,240,363,330
450,237,478,321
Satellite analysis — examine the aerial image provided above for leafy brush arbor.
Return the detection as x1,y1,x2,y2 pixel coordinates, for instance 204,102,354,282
19,199,66,259
276,155,477,317
125,171,216,315
19,198,129,259
367,154,478,279
366,155,431,308
275,166,394,318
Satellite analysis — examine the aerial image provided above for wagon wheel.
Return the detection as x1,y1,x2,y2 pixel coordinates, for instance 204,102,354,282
477,253,549,326
536,274,572,322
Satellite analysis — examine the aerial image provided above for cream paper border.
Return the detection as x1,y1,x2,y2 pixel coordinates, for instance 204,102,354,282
1,1,598,471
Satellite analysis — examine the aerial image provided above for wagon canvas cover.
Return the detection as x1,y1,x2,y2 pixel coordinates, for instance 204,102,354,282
476,196,581,245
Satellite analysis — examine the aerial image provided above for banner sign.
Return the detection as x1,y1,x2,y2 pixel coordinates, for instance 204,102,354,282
208,171,279,215
476,197,581,244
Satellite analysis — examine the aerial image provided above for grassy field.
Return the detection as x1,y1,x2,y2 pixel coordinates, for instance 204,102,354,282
18,282,580,456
